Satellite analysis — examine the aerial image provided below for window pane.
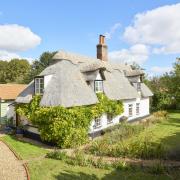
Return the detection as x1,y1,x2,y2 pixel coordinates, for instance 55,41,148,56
94,118,101,128
136,103,140,115
128,104,133,117
35,77,44,94
94,81,103,92
35,78,39,83
40,78,44,83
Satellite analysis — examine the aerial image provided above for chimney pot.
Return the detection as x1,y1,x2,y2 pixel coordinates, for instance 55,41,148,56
99,35,105,44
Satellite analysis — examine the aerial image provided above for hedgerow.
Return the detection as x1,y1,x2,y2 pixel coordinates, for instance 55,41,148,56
16,93,123,148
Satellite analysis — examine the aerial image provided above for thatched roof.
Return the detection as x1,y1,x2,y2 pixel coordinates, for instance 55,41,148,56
15,82,34,103
16,50,153,107
40,60,98,107
125,69,144,77
141,83,153,97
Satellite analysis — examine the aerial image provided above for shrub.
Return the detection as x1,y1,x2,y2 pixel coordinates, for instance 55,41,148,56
113,133,165,159
46,150,68,160
148,163,167,174
67,150,90,166
16,93,124,148
153,111,168,119
87,123,145,156
112,161,132,171
88,131,166,159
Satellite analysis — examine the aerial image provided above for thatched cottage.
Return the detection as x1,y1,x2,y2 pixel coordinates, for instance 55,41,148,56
16,35,153,135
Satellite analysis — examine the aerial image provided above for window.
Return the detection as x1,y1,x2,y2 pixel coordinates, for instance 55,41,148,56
94,118,101,129
137,82,141,91
128,104,133,117
132,82,141,91
94,80,103,93
136,103,140,115
35,77,44,94
107,114,113,124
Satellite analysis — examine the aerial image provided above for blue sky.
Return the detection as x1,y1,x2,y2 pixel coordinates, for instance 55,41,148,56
0,0,180,76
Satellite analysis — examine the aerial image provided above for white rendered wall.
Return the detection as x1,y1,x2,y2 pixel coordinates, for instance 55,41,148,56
89,97,150,133
44,74,53,88
89,114,123,133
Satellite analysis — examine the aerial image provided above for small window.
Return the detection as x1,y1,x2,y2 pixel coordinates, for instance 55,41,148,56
137,82,141,91
136,103,140,115
128,104,133,117
94,80,103,93
35,77,44,94
94,118,101,129
107,114,113,124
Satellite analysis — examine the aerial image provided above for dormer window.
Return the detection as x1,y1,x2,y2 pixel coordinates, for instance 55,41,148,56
132,82,141,91
35,77,44,94
94,80,103,93
137,82,141,91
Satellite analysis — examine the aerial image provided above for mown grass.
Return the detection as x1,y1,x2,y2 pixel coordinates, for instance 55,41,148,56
0,112,180,180
1,135,48,159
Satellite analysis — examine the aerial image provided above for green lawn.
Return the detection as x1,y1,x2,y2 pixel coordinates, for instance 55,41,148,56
1,111,180,180
139,111,180,158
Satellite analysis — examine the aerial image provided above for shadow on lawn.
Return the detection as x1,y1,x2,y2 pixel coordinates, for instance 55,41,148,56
54,170,99,180
7,135,54,150
154,115,180,161
54,169,133,180
54,169,177,180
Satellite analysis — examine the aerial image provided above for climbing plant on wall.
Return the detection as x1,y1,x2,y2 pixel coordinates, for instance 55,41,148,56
16,93,124,148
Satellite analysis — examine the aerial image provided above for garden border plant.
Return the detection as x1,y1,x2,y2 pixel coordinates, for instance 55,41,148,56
15,93,124,148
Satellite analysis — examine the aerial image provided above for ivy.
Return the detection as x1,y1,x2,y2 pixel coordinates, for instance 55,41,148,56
16,93,124,148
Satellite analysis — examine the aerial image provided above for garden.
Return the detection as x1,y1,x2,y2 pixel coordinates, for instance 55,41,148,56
1,111,180,180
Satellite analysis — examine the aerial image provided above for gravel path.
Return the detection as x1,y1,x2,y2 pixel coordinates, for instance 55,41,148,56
0,141,27,180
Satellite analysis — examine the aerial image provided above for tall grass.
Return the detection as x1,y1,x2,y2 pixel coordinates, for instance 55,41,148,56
87,112,168,159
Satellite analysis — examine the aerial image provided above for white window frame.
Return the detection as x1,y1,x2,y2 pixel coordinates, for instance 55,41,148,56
128,104,133,117
94,118,101,129
94,80,103,93
35,77,44,95
136,103,140,115
107,114,113,124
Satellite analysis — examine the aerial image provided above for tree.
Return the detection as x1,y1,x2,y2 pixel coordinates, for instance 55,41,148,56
5,59,31,83
145,58,180,111
25,51,57,83
0,60,8,83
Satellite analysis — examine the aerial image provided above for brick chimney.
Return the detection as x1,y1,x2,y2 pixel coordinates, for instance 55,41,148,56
97,35,108,61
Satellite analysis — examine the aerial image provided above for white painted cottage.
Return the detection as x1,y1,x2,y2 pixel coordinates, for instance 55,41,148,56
16,35,153,135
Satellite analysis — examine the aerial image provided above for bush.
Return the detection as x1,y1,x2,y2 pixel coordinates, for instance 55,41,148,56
87,123,145,156
112,161,132,171
112,133,165,159
148,163,167,174
153,111,168,119
88,131,166,159
16,94,124,148
46,150,68,160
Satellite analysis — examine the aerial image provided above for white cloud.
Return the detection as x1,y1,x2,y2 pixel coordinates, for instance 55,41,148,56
104,23,121,39
109,44,149,64
0,50,21,60
0,50,34,63
150,66,172,74
0,24,41,52
123,3,180,54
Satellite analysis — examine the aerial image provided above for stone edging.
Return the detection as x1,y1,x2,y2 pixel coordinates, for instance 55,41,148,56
0,139,30,180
